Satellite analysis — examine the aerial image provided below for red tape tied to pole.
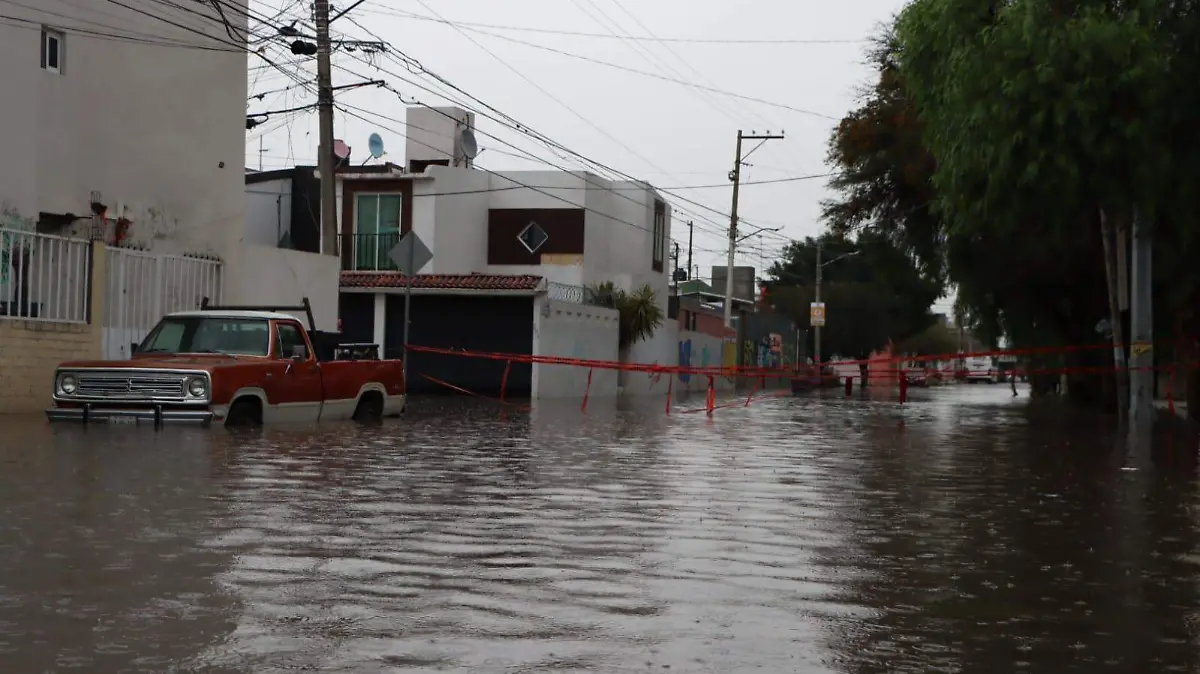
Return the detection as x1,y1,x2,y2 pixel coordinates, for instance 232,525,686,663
581,368,593,413
665,373,673,415
706,376,716,417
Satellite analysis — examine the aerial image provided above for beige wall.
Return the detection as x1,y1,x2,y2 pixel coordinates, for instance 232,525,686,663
0,242,105,414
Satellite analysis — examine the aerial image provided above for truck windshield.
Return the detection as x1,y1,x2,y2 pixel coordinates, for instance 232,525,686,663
139,317,271,356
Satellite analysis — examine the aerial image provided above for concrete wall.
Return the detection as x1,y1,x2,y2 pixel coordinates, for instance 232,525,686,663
0,1,248,258
676,330,736,394
531,297,619,398
245,177,292,248
619,321,680,397
0,242,105,414
224,245,340,331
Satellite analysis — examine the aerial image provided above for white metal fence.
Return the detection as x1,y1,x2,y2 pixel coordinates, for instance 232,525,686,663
0,228,92,323
103,247,222,359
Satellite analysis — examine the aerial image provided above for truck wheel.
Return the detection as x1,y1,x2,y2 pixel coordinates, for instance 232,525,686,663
226,398,262,428
353,393,384,422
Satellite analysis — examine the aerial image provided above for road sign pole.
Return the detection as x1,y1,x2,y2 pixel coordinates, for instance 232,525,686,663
388,230,433,397
401,234,415,392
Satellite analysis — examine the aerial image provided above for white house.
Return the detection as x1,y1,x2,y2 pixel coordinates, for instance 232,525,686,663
0,0,247,255
246,106,676,398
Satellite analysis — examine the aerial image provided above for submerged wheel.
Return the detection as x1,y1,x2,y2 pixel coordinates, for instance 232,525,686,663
225,398,262,428
353,393,384,422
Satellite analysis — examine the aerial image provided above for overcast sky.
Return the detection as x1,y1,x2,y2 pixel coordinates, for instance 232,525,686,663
246,0,951,312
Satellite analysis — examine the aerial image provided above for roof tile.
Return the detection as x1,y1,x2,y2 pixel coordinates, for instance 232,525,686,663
340,271,544,291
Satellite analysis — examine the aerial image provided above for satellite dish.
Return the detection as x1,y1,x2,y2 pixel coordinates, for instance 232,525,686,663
332,139,351,160
459,128,478,160
367,132,384,159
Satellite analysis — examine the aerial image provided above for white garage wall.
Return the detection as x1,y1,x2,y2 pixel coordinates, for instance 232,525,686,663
532,298,619,398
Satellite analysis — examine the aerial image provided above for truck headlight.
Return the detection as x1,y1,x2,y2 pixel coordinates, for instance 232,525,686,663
187,377,208,398
59,373,78,395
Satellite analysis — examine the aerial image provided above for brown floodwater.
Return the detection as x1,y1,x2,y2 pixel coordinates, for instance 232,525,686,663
1,385,1198,673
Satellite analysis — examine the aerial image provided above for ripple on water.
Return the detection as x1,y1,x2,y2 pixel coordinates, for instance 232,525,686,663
0,389,1197,673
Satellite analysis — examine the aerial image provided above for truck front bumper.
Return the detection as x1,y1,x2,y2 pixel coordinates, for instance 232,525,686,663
46,404,214,426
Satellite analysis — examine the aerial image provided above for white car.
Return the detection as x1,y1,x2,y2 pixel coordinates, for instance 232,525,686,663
963,356,996,383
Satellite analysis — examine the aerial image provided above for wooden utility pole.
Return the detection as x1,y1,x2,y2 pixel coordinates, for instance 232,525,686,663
315,0,338,257
724,130,783,328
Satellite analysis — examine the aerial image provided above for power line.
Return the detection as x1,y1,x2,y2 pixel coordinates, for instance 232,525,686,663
0,7,240,51
369,8,868,45
458,24,837,120
331,50,792,242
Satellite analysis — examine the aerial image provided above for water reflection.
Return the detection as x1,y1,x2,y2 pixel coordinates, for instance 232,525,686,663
0,387,1197,673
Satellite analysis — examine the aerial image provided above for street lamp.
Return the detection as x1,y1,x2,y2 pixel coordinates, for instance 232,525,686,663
813,243,859,365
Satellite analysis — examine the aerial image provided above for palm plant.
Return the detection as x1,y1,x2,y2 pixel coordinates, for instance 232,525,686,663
585,281,664,349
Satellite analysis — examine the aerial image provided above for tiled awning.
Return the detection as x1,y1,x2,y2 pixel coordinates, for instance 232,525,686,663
339,271,544,292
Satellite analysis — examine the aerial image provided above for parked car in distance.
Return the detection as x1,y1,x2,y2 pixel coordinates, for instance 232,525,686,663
45,299,405,428
963,356,997,383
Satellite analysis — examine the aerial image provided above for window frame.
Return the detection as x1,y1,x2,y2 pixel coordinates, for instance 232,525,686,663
41,27,64,74
275,320,308,359
652,200,666,273
353,192,403,271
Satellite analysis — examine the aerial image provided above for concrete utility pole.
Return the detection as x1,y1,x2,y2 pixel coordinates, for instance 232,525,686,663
815,240,823,365
315,0,338,257
1129,206,1154,423
724,129,784,328
686,221,693,283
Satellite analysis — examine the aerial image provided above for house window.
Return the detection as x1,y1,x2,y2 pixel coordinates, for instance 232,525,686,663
518,221,548,254
354,193,401,271
41,28,64,74
652,200,666,272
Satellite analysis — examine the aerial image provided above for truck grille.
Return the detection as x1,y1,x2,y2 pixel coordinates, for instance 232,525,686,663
76,371,187,399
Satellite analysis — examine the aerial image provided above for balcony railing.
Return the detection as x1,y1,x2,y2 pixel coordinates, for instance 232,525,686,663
340,232,401,272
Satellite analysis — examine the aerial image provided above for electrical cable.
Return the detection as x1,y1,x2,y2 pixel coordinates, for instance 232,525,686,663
366,7,868,45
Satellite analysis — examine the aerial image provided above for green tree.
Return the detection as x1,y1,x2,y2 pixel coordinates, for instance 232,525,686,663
881,0,1200,411
764,230,942,359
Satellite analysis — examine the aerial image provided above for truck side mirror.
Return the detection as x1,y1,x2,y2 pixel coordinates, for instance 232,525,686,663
291,344,308,361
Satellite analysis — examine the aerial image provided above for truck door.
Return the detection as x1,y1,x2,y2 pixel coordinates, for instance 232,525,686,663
266,320,324,423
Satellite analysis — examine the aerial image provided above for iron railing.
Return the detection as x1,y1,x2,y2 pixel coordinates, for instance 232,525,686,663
0,228,91,323
340,232,401,272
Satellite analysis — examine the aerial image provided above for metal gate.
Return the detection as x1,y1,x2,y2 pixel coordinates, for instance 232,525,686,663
102,248,222,360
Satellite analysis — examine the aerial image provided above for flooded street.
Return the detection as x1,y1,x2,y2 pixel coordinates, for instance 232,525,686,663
2,385,1199,673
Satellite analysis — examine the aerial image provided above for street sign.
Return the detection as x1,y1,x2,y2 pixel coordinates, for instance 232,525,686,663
387,230,432,275
810,301,826,327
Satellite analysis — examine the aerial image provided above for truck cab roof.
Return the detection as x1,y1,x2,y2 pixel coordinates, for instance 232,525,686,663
165,310,304,323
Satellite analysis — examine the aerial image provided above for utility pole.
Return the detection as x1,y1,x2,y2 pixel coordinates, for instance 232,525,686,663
686,221,694,283
671,242,680,293
1100,208,1129,415
315,0,338,257
724,129,784,328
815,240,823,365
1129,206,1154,423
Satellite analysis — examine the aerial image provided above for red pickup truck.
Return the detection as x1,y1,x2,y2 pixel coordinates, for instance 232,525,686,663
45,299,405,428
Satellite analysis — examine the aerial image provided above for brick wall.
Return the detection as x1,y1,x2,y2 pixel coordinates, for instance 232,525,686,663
0,320,101,413
0,242,105,414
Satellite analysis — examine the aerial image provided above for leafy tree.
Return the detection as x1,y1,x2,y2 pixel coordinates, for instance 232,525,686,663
822,25,944,290
585,281,664,350
764,230,942,359
871,0,1200,412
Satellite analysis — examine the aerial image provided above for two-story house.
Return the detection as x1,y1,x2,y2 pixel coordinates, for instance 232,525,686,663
249,107,675,398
